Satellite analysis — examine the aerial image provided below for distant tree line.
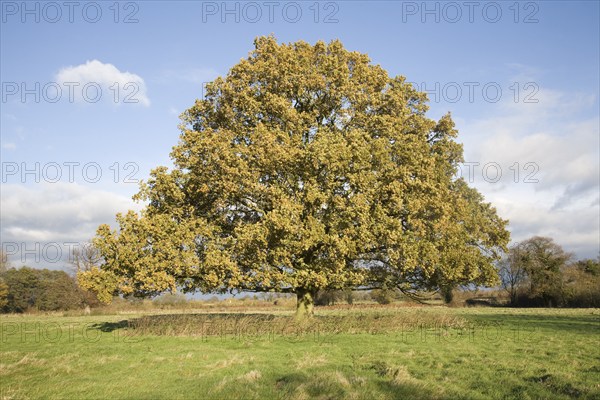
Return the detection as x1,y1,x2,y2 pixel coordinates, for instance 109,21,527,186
0,250,99,313
499,236,600,307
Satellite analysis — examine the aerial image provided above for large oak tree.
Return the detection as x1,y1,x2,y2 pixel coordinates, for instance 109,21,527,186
79,37,509,317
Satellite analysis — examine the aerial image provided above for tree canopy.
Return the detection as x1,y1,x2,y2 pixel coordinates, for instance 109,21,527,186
79,36,510,317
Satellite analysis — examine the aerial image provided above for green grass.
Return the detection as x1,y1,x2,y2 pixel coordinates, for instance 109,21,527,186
1,307,599,399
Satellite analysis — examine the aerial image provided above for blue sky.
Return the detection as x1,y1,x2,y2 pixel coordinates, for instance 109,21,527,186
1,0,599,270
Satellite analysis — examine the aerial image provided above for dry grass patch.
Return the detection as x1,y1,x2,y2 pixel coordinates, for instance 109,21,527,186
16,354,45,367
239,369,262,382
294,354,328,369
209,354,249,370
332,370,350,386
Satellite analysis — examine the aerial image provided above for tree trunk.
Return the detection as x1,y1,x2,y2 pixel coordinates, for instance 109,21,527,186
441,286,454,304
510,290,517,306
295,288,315,319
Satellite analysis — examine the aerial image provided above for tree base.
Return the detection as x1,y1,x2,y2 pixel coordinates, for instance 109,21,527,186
295,288,315,319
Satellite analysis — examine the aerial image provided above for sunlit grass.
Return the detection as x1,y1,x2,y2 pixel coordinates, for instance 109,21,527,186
1,307,598,399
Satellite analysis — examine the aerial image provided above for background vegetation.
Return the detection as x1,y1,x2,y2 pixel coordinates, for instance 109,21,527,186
1,235,598,314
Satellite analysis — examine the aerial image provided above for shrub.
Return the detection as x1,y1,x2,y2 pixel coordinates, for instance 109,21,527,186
371,289,398,305
1,267,86,312
153,293,188,308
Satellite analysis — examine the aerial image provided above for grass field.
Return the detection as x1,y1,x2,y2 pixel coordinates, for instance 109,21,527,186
1,306,599,399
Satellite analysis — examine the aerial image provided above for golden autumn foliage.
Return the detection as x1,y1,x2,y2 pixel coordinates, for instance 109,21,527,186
79,36,509,316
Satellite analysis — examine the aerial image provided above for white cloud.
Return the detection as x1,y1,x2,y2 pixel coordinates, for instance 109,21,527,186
1,182,142,269
2,143,16,150
55,60,150,106
459,84,599,259
496,202,599,260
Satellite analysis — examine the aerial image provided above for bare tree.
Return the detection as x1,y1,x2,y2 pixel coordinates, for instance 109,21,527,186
70,243,103,308
70,243,102,274
498,244,528,306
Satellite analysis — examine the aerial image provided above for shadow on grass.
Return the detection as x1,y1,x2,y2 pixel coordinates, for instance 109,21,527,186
89,313,281,334
97,311,468,338
86,311,599,342
525,373,588,398
136,313,279,321
90,320,130,332
89,313,293,338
